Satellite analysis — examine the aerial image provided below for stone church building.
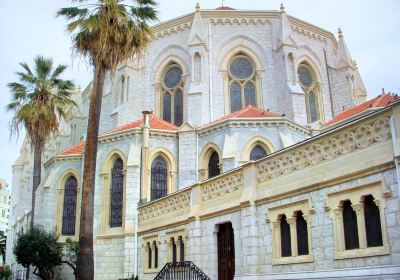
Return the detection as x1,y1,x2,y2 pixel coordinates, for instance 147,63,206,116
6,4,400,280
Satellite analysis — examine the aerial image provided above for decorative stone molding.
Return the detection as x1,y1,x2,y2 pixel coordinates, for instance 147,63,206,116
139,189,191,222
202,170,243,201
209,18,271,25
257,116,391,183
154,23,192,39
292,25,327,43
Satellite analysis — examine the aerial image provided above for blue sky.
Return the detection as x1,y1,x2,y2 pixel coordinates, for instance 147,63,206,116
0,0,399,186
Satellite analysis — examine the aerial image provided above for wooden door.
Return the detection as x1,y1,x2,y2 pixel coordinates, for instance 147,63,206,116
217,223,235,280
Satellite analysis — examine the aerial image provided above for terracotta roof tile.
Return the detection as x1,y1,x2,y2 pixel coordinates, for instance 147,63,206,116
109,113,178,133
59,142,85,156
201,105,281,128
325,93,396,126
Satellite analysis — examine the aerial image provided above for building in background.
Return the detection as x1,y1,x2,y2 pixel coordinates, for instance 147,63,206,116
6,4,400,280
0,179,10,234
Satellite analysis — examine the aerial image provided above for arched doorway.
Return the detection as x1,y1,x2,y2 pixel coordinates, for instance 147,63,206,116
217,223,235,280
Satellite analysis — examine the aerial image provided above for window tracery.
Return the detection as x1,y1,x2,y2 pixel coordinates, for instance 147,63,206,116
297,64,322,123
62,176,78,236
250,145,268,161
110,158,123,227
228,55,257,112
161,64,184,126
151,156,168,201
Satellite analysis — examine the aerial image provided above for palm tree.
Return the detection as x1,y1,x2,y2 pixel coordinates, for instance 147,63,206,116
57,1,158,279
7,56,75,230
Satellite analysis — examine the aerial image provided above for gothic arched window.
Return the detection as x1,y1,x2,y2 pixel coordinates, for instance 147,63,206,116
364,195,383,247
62,176,78,236
229,55,257,112
250,145,268,161
298,64,321,123
161,64,184,126
110,158,123,228
342,200,359,250
151,156,168,201
280,214,291,257
208,151,220,179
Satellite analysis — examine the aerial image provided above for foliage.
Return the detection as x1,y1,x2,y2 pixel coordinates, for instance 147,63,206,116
0,265,12,280
57,0,158,73
6,55,75,146
13,226,63,280
0,231,6,264
61,238,78,279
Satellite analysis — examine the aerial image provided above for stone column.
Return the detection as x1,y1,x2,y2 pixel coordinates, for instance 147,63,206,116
353,203,366,249
287,217,298,257
333,207,345,252
141,111,151,201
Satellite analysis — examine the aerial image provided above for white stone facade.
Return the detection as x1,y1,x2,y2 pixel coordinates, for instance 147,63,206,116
7,5,399,280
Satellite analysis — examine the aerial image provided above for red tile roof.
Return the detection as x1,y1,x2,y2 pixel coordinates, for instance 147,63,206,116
109,113,178,133
59,142,85,156
325,93,396,126
201,105,281,128
58,114,178,156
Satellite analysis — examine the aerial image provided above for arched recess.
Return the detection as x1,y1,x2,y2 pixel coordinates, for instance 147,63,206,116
145,147,178,201
152,45,190,122
242,136,275,162
56,169,81,240
100,149,127,233
219,44,264,114
199,143,223,181
295,54,325,123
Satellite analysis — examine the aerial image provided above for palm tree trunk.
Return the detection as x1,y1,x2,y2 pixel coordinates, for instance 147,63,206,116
76,64,106,280
30,139,42,229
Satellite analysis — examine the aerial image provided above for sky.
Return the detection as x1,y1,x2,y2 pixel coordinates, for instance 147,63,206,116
0,0,399,186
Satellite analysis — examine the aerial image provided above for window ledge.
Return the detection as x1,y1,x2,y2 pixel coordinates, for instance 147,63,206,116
334,245,390,259
272,254,314,265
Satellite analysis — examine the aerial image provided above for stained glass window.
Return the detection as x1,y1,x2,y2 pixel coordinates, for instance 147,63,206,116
110,158,123,228
174,90,183,126
230,82,242,113
62,176,77,236
151,156,168,201
298,66,313,88
364,195,383,247
228,55,258,112
343,200,359,250
298,64,321,123
280,215,291,257
163,93,171,123
244,82,256,106
164,66,182,88
230,57,254,79
250,145,267,161
296,211,309,255
208,151,220,179
161,64,184,126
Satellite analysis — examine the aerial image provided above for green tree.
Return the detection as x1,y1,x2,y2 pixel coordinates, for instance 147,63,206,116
62,238,78,280
58,1,158,278
13,226,63,280
6,56,75,229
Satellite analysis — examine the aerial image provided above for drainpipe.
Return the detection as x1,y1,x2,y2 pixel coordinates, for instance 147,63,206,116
136,111,151,276
389,116,400,197
208,20,213,121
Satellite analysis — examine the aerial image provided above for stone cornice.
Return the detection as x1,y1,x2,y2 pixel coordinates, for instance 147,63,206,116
150,10,337,47
43,154,82,169
197,117,310,136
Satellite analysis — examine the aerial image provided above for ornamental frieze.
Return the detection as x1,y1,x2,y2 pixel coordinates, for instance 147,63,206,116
139,190,191,222
257,116,391,183
202,171,244,201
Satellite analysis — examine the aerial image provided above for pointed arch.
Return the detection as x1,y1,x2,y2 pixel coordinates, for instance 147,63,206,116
56,169,81,240
199,142,223,181
242,136,275,162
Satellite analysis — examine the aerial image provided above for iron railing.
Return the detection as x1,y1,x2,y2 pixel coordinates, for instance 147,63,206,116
154,261,210,280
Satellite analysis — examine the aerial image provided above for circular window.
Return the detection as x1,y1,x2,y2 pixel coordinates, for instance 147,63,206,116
298,66,313,88
164,66,182,88
230,57,254,80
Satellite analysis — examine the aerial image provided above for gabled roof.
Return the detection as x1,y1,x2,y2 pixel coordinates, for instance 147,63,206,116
57,114,178,156
109,113,178,134
201,105,281,128
59,142,85,156
325,93,397,126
